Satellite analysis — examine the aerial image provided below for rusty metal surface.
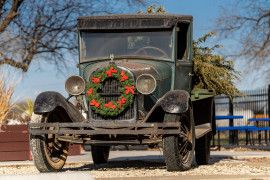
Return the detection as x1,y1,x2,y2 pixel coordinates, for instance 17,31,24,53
57,138,162,145
117,62,158,79
82,60,172,123
193,96,215,137
144,90,190,122
82,60,172,117
191,89,215,101
34,91,87,123
57,135,163,145
80,56,172,63
160,90,189,113
28,122,181,136
84,61,159,80
29,122,180,128
77,14,193,30
78,14,193,21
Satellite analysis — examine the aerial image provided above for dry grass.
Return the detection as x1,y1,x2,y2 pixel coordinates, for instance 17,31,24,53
15,98,34,123
0,67,18,124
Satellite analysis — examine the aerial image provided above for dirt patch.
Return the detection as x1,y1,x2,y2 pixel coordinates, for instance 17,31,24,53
217,147,269,152
243,157,270,163
1,158,270,179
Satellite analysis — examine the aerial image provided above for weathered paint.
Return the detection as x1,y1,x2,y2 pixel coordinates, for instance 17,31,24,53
77,14,193,30
34,91,87,123
191,89,215,101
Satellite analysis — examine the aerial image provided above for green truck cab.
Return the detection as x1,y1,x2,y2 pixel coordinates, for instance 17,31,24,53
29,14,215,172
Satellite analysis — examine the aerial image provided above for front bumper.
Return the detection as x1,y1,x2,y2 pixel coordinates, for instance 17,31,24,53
28,122,181,145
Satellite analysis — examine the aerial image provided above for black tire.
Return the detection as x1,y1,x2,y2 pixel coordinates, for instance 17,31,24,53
91,145,110,164
195,133,211,165
29,113,69,172
162,108,195,171
148,144,156,149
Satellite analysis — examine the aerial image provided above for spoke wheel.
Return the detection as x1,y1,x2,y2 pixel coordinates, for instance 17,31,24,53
162,108,195,171
30,112,69,172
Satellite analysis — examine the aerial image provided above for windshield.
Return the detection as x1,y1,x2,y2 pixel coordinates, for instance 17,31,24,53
80,30,172,62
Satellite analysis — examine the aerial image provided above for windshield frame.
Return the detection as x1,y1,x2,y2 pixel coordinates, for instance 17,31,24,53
78,29,174,63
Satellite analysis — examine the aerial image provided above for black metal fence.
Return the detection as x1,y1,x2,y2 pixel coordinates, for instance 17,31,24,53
214,85,270,146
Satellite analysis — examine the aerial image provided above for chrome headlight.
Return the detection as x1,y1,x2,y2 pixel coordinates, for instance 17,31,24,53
136,74,156,95
65,75,85,96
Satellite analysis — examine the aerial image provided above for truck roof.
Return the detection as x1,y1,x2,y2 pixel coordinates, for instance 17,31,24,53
77,13,193,30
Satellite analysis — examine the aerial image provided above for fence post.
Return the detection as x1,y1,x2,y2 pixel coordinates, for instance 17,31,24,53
268,84,270,118
229,98,234,144
268,85,270,144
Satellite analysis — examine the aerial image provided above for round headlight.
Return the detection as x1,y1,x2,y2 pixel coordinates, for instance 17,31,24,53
136,74,156,95
65,75,85,96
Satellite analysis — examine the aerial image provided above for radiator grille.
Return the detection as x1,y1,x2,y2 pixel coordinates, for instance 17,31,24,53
90,77,135,120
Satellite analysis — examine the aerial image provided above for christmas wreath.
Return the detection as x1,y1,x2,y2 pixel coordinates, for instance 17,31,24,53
86,64,135,116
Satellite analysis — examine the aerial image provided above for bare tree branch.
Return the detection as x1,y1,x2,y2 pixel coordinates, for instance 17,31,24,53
0,0,23,34
0,0,147,72
0,57,29,71
215,0,270,79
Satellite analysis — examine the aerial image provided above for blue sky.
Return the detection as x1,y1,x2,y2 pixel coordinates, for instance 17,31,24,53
12,0,267,101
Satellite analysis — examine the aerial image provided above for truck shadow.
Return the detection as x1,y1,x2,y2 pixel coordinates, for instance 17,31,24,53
63,159,167,172
209,155,234,164
63,155,234,172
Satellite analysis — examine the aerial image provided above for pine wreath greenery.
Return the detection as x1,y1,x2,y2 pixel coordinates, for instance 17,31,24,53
86,64,135,116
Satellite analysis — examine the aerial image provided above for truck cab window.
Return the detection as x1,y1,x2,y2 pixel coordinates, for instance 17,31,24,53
177,23,189,60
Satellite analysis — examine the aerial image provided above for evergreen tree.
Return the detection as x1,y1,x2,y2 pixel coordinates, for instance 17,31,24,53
192,32,244,99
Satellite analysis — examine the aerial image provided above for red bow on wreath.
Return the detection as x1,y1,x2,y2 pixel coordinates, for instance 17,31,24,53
86,88,93,95
104,102,116,109
90,99,100,108
125,86,135,95
117,97,126,109
120,71,128,82
92,77,101,83
106,67,118,77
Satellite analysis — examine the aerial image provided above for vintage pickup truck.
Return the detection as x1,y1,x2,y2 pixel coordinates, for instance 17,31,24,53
28,13,215,172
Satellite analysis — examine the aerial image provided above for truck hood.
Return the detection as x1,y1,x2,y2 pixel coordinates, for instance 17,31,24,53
82,60,172,82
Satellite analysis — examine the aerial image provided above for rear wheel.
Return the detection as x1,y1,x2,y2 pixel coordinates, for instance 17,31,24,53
195,133,211,165
91,145,110,164
162,108,195,171
29,113,69,172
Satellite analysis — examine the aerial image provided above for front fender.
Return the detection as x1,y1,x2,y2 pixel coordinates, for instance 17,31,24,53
160,90,189,113
34,91,87,123
144,90,190,122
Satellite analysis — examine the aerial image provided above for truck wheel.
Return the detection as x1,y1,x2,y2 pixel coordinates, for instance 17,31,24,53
29,113,69,172
91,146,110,164
162,109,195,171
195,133,211,165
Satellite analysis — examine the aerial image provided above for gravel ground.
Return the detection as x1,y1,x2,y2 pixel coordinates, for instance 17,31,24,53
1,157,270,179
